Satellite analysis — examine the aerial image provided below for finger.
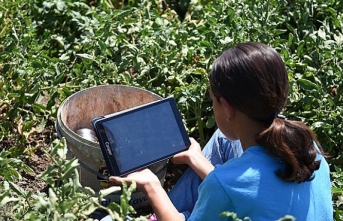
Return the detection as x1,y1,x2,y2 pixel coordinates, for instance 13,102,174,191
189,137,200,146
109,176,131,185
189,137,201,149
189,137,196,143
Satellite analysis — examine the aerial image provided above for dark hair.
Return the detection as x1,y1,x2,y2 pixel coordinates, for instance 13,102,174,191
209,42,322,183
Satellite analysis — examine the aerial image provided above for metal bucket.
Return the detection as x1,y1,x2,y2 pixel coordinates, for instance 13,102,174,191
56,84,168,209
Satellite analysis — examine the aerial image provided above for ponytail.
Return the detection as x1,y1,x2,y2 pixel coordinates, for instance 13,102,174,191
256,118,322,183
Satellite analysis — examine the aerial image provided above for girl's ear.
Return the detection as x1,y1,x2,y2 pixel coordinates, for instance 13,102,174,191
220,97,235,119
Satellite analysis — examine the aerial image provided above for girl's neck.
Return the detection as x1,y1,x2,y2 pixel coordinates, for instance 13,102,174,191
235,114,265,151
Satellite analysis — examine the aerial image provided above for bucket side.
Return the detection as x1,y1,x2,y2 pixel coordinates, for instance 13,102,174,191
60,85,162,132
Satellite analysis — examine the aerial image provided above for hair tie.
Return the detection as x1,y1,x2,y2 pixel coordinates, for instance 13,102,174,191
265,113,286,123
276,114,286,119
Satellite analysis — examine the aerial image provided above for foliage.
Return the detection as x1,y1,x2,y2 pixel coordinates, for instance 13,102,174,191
0,0,343,220
221,212,296,221
0,150,35,181
0,138,147,220
1,0,342,149
332,166,343,220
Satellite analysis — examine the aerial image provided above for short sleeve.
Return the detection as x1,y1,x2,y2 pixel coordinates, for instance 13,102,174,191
187,172,234,221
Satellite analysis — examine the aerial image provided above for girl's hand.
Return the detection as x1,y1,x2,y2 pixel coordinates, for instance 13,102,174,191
108,168,161,193
172,137,214,180
110,169,183,221
171,137,203,165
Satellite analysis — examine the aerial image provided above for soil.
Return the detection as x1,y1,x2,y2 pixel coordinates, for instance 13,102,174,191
2,119,188,217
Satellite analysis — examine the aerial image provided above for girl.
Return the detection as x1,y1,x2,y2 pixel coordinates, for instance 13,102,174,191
110,42,333,221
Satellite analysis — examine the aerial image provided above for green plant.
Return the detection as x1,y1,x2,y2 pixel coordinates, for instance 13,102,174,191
0,150,34,182
220,211,295,221
332,166,343,221
1,0,343,219
0,138,147,220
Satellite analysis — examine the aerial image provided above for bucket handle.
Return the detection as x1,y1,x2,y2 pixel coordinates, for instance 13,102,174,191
55,121,109,180
55,120,63,139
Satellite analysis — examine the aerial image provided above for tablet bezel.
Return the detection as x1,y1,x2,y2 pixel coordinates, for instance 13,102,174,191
92,97,190,177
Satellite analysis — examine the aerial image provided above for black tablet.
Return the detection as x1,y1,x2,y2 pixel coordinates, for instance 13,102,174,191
92,97,190,177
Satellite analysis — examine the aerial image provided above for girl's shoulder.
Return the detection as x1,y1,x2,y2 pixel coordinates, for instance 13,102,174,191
210,146,285,185
220,145,278,168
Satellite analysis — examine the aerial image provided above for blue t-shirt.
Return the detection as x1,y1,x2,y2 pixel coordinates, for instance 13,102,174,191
188,146,333,221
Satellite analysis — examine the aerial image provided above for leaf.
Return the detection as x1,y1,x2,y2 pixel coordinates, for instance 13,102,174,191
56,0,66,11
34,196,49,209
334,33,343,44
59,53,70,61
49,188,58,205
168,40,177,46
318,29,326,40
80,203,98,216
219,36,233,44
0,196,20,207
7,167,21,180
99,186,122,197
37,118,47,133
61,199,78,211
155,18,169,26
312,121,325,128
206,116,215,129
303,55,312,61
296,41,305,57
62,87,73,97
55,139,68,159
286,23,295,34
297,79,319,90
63,213,77,219
179,97,187,103
17,163,35,176
62,159,80,179
83,187,96,196
8,181,26,197
2,64,10,74
33,103,46,114
331,187,343,194
76,53,95,60
22,120,35,132
47,91,59,109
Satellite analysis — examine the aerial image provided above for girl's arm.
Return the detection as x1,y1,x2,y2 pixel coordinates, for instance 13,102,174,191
141,179,184,221
109,169,183,221
108,138,213,220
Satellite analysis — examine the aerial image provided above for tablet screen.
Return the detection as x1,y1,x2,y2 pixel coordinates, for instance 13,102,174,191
94,98,190,176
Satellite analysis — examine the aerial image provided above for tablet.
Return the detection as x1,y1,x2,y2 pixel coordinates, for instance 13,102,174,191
92,97,190,177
